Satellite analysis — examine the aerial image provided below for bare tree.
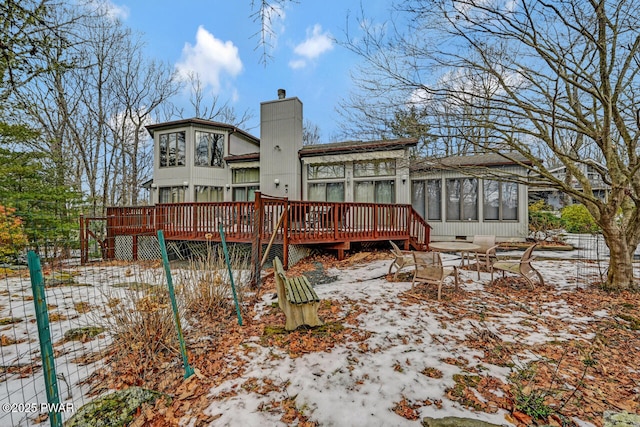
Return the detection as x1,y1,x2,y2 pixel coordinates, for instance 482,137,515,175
14,2,179,212
250,0,293,65
110,35,181,206
303,119,321,145
343,0,640,290
176,71,254,129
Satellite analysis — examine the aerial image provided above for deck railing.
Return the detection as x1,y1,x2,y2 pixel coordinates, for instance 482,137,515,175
99,198,430,261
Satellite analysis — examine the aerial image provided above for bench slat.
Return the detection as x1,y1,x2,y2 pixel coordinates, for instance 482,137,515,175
285,276,319,304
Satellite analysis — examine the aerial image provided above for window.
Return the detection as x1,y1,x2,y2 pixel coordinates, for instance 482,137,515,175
195,186,224,202
233,186,258,201
195,131,224,167
308,163,345,179
427,180,442,221
446,178,478,221
354,159,395,177
308,182,345,202
159,186,185,203
483,180,518,221
412,179,442,221
159,131,185,167
232,168,259,201
232,168,259,184
354,180,395,204
411,181,425,218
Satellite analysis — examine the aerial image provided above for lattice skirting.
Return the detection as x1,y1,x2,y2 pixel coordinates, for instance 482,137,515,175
113,235,311,266
114,235,162,261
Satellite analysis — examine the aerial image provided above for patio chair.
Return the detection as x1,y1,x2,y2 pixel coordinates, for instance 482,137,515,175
388,241,415,280
469,235,500,277
491,243,544,289
411,251,459,300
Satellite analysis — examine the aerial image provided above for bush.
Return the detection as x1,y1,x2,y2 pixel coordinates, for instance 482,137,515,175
179,244,250,319
0,205,28,263
528,201,563,241
561,204,600,234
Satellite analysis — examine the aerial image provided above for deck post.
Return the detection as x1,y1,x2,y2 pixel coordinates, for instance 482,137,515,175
283,198,289,269
79,215,87,265
251,191,263,288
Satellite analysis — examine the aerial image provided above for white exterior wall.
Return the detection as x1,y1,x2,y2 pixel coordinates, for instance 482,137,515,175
260,96,303,199
412,166,529,242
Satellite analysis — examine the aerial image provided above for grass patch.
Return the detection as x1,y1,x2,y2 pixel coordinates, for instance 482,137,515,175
420,366,443,379
111,282,157,291
0,334,26,346
0,317,22,325
64,326,106,342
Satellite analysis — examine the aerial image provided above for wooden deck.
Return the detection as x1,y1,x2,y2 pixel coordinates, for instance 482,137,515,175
80,193,431,265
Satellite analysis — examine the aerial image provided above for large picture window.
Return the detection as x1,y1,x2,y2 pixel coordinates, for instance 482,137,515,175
308,182,345,202
194,186,224,202
233,186,258,202
354,180,395,204
411,181,425,218
232,168,259,184
427,179,442,221
353,159,395,177
308,163,345,179
412,179,442,221
159,186,185,203
483,180,518,221
195,131,225,167
159,131,185,168
446,178,478,221
232,168,259,202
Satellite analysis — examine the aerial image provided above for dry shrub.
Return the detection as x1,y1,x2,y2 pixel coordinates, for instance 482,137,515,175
178,245,250,319
99,268,178,358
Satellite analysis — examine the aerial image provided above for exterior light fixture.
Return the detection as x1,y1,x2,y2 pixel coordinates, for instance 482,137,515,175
225,184,231,191
274,178,280,187
402,175,408,184
183,181,189,187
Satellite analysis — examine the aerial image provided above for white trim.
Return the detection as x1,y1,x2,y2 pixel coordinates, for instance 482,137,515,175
301,149,406,164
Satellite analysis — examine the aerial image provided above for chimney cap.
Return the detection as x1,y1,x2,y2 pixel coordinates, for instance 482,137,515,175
277,88,286,99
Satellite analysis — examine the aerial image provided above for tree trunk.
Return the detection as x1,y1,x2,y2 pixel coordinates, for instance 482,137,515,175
600,224,637,291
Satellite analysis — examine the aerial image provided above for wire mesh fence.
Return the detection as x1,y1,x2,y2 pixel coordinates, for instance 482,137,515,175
1,201,316,426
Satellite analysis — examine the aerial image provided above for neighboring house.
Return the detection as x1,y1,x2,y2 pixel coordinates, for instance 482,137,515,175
143,90,531,241
528,160,610,210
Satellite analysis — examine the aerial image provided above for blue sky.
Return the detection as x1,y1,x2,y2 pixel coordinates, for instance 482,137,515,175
109,0,391,142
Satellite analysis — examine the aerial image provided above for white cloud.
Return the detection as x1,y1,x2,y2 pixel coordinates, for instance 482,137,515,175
289,24,334,69
104,1,130,21
288,59,307,70
176,26,243,93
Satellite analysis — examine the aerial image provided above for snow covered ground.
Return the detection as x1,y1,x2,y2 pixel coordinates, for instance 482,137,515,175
0,239,637,426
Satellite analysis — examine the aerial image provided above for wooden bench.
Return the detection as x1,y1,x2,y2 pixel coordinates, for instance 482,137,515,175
273,256,323,331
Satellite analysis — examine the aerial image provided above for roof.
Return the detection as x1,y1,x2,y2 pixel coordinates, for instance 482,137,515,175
224,152,260,162
410,152,534,171
299,138,418,158
145,118,259,145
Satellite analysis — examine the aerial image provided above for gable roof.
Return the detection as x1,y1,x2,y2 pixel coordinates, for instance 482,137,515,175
145,118,259,145
299,138,418,158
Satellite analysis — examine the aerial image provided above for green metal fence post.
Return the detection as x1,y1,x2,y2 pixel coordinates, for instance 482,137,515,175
157,231,194,379
219,223,243,326
27,251,62,427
